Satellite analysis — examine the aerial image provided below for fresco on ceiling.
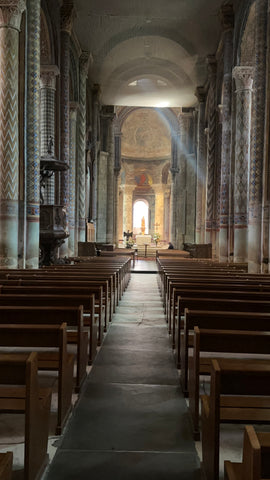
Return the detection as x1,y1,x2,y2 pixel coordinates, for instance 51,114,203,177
135,173,152,186
121,108,171,159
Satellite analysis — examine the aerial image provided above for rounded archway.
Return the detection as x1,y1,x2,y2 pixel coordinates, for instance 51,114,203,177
133,199,149,235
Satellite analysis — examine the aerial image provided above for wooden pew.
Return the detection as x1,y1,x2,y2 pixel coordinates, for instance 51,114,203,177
3,275,111,331
201,358,270,480
0,453,12,480
0,323,74,435
175,298,270,369
0,352,52,480
0,290,97,363
188,327,270,440
224,425,270,480
180,309,270,394
0,306,88,393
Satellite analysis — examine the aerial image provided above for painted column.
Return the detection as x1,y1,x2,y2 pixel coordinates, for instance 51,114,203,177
0,0,25,268
105,110,115,244
123,185,133,234
195,87,206,244
40,65,59,204
219,4,234,262
77,51,90,242
205,55,217,245
59,2,74,256
232,66,253,263
68,102,78,255
113,131,121,244
96,151,108,242
25,0,40,268
248,0,267,272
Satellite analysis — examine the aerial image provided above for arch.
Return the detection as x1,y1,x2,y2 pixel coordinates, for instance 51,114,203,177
133,199,149,235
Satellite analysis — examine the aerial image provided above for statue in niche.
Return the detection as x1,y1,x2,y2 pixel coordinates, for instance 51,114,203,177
141,216,145,235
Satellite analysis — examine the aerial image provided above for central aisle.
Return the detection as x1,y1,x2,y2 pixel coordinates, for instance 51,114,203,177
44,273,201,479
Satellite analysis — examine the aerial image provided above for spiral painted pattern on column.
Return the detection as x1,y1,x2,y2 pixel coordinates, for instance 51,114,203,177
0,27,19,200
26,0,40,206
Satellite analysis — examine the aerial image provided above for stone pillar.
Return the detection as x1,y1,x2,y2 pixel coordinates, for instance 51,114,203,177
219,4,234,262
59,1,75,256
205,56,217,245
40,65,59,204
68,102,78,256
123,185,133,234
154,185,164,239
0,1,25,267
232,66,253,263
178,110,195,246
96,151,108,242
105,109,115,244
164,188,171,242
170,130,179,247
77,52,90,242
195,87,206,244
25,0,40,268
113,132,121,244
248,0,267,272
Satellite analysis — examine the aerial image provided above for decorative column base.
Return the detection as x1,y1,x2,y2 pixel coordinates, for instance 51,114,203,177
248,223,262,273
234,227,248,263
0,200,18,268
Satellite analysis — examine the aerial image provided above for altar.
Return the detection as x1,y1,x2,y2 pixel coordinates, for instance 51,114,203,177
136,234,152,246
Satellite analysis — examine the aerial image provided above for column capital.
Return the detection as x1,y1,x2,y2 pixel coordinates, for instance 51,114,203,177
80,51,92,78
217,104,224,123
40,65,60,89
0,0,25,30
69,101,79,119
220,3,234,31
232,66,254,91
60,1,76,34
206,55,217,79
195,86,206,103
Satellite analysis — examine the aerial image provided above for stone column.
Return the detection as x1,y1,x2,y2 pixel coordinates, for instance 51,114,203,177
219,4,234,262
178,110,195,246
123,185,133,234
59,1,75,255
195,87,206,244
164,188,171,242
40,65,59,204
154,185,164,239
170,130,179,247
113,131,121,244
96,151,108,242
68,102,78,256
248,0,268,272
232,66,253,263
105,109,115,244
0,1,25,267
205,56,217,245
77,51,90,242
25,0,40,268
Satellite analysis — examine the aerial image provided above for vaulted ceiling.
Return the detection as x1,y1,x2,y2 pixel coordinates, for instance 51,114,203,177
73,0,237,107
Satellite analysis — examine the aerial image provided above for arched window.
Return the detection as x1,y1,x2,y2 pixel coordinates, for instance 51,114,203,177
133,200,149,235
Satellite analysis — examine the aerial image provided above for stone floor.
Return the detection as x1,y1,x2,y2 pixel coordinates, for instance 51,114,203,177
43,266,201,479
